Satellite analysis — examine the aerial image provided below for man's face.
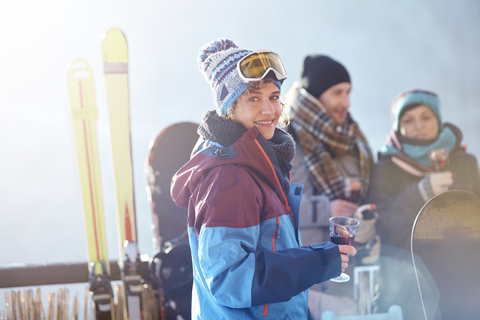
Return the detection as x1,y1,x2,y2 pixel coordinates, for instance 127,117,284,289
318,82,351,125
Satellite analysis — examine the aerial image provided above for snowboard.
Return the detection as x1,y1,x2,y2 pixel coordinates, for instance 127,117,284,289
411,190,480,320
145,122,199,320
67,59,114,320
145,122,199,251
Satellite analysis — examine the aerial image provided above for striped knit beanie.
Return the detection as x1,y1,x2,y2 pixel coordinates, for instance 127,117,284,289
391,89,442,133
198,38,253,116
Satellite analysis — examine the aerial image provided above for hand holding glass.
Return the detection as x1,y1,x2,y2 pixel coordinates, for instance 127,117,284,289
329,216,360,283
429,148,449,172
344,177,362,204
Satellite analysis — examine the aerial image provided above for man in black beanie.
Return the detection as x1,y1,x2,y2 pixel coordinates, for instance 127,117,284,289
301,55,350,103
284,55,375,318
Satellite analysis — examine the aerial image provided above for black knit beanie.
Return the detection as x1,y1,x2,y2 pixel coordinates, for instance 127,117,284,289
300,55,351,99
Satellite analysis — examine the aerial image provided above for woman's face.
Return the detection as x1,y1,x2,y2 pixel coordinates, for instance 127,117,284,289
399,104,439,140
232,81,282,140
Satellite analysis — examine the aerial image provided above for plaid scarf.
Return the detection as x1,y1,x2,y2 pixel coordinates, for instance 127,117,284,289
285,82,373,200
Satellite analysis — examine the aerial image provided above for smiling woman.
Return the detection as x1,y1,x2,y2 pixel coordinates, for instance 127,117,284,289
169,38,356,319
366,88,480,318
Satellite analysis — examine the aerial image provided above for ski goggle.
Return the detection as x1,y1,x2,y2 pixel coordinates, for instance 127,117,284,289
237,50,287,82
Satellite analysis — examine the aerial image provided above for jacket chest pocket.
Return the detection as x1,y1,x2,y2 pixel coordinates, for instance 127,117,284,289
271,215,298,251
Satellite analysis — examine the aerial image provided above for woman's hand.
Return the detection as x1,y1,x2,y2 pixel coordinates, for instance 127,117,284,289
330,199,358,218
338,245,357,272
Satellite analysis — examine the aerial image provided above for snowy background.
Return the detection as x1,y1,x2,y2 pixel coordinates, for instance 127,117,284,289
1,0,479,311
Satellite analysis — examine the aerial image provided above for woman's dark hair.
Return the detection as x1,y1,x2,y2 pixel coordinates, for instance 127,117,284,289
399,103,423,121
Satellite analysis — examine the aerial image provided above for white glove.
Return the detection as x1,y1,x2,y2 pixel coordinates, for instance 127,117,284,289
418,172,453,201
354,204,378,244
352,204,380,264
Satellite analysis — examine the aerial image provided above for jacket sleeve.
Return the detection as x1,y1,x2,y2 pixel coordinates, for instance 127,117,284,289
366,163,425,249
452,153,480,197
192,165,341,309
250,242,341,306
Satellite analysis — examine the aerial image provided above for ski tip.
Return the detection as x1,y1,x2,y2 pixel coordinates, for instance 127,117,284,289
101,28,128,63
67,59,93,80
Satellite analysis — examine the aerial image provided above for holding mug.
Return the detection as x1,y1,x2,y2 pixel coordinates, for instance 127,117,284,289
344,176,362,204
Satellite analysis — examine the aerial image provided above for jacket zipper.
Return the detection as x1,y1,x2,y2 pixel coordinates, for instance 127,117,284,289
253,139,296,228
254,139,295,317
253,139,292,210
263,216,280,317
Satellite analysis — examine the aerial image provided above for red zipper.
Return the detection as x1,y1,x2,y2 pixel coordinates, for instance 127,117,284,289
253,139,292,211
263,216,280,316
255,138,295,317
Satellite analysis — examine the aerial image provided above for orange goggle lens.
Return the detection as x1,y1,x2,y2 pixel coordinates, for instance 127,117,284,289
238,52,287,80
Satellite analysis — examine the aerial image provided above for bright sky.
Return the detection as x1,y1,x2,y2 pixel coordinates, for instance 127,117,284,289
0,0,479,267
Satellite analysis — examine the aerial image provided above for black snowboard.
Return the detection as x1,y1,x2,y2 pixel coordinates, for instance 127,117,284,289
146,122,199,250
411,190,480,320
145,122,199,320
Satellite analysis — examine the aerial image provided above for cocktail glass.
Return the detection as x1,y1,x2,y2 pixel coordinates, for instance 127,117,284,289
344,177,363,205
429,148,449,172
329,216,360,283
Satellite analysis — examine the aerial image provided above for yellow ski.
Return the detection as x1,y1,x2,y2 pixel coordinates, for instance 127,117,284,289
101,28,145,320
101,28,137,248
67,59,114,320
67,59,109,272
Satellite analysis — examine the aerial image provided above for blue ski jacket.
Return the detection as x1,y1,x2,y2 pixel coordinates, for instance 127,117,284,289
171,126,342,319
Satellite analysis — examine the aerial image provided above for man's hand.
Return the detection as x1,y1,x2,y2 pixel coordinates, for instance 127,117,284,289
330,199,358,218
